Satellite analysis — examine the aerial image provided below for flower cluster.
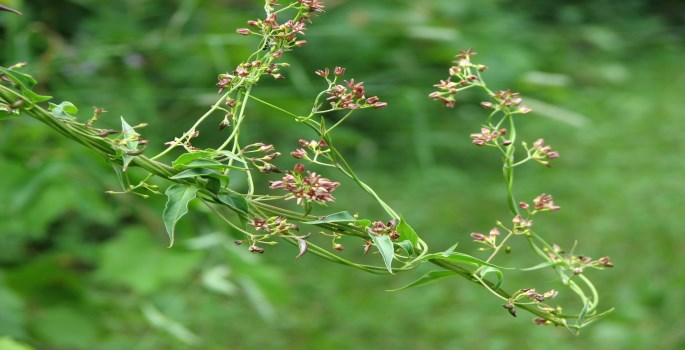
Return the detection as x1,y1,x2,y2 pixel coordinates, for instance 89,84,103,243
519,193,561,212
512,214,533,234
317,68,387,109
236,0,325,48
503,287,559,319
543,244,614,276
480,90,532,115
249,216,298,234
429,48,487,107
366,220,400,240
529,138,559,166
469,127,508,146
291,138,329,159
240,142,282,173
470,227,500,249
269,163,340,206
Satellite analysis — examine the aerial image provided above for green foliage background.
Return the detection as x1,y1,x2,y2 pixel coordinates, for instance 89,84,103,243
1,0,684,349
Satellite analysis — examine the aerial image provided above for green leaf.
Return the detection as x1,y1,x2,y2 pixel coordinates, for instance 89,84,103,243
397,216,419,249
388,270,458,292
172,151,216,168
305,211,371,227
48,101,78,120
0,66,52,102
369,233,395,273
217,193,249,227
479,266,504,289
119,117,139,171
521,260,565,271
206,177,222,195
0,337,36,350
415,251,507,269
163,184,198,247
170,168,221,179
172,150,247,170
395,240,415,256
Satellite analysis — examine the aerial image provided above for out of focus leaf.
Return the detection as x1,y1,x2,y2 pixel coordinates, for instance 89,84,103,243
0,337,35,350
141,303,201,346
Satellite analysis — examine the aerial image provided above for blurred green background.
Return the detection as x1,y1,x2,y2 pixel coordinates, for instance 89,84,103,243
1,0,684,349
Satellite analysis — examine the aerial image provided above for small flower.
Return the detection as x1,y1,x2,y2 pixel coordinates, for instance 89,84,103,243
531,139,560,166
250,218,270,232
533,318,551,325
333,66,346,76
456,48,477,60
533,193,560,211
471,232,486,241
315,68,330,77
291,148,307,159
300,0,325,13
469,127,506,146
598,256,614,267
542,289,558,299
236,28,251,35
249,245,265,254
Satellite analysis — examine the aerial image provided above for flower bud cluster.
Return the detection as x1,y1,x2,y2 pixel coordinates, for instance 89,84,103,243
250,216,298,234
480,89,532,115
290,138,329,159
269,163,340,206
318,68,387,110
469,127,507,147
366,219,400,240
519,193,561,213
429,48,487,108
241,142,282,174
529,138,559,167
504,288,559,321
470,227,500,249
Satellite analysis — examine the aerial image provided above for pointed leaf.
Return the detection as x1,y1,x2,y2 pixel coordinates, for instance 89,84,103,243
416,252,507,269
170,168,221,179
163,184,198,247
119,117,139,171
397,216,419,249
0,66,52,102
172,151,216,168
305,211,371,227
444,242,459,255
388,270,458,292
182,159,246,170
369,233,395,274
521,260,565,271
217,193,249,227
206,177,222,195
48,101,78,120
395,240,415,256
